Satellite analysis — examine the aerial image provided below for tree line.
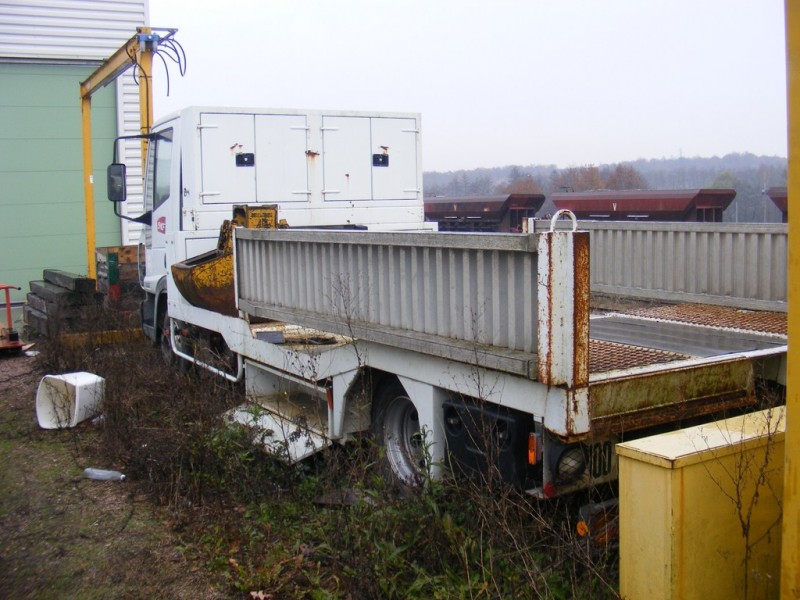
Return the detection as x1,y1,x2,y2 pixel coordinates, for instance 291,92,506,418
423,153,788,223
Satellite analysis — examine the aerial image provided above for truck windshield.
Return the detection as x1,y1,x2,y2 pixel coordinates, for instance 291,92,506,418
144,129,174,211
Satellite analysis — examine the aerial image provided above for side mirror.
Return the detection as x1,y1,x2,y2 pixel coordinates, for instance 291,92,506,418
107,163,127,203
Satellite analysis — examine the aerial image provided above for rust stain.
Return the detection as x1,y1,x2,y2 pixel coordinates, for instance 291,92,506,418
537,233,554,383
305,150,320,159
590,339,691,373
587,356,765,435
590,390,759,437
573,232,590,387
536,231,595,437
623,303,787,335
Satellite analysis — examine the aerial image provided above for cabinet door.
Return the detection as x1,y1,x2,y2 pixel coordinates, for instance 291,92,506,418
371,117,419,201
255,114,310,203
199,113,256,206
321,116,372,202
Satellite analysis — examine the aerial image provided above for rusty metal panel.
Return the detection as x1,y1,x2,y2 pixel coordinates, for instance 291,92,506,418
536,230,590,387
589,357,757,433
577,221,788,311
235,229,541,376
621,303,787,335
589,339,690,373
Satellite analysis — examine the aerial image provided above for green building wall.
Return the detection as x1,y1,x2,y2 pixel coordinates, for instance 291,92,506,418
0,62,122,313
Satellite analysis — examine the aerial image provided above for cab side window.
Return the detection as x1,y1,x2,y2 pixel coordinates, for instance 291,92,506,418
144,129,174,211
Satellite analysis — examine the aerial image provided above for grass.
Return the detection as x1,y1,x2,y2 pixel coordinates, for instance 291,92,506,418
0,356,220,599
18,321,620,599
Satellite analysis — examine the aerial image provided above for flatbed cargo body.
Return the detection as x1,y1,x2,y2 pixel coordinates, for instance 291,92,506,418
587,305,785,437
107,105,787,497
221,227,786,496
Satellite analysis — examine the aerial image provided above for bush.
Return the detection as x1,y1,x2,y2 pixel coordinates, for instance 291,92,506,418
35,331,619,598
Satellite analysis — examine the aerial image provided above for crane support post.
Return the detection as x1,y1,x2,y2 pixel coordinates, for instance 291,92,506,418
78,27,157,280
80,95,95,279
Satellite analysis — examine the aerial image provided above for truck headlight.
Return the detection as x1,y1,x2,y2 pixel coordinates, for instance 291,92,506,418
555,445,586,481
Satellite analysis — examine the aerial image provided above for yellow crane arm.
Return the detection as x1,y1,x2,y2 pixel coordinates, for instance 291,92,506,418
79,27,165,279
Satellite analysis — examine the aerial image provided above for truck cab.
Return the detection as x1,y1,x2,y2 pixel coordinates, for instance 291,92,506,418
110,106,430,345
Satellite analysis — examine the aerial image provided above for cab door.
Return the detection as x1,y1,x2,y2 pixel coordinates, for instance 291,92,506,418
141,125,175,294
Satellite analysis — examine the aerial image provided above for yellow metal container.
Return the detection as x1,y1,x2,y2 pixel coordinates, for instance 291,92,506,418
171,205,278,317
618,408,785,600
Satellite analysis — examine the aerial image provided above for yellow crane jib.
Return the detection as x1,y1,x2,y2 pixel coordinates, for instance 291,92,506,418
79,27,181,280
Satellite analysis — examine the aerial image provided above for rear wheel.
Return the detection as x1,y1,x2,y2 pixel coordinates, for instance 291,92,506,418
160,310,175,366
372,380,425,488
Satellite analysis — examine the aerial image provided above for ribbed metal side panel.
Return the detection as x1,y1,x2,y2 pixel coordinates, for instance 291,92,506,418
583,222,787,311
236,230,539,354
0,0,146,61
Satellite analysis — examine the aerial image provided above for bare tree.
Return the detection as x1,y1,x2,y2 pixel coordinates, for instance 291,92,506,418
605,164,648,190
695,405,785,599
550,165,604,192
496,174,544,195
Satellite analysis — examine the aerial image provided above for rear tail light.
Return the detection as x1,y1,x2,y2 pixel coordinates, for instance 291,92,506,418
528,431,542,466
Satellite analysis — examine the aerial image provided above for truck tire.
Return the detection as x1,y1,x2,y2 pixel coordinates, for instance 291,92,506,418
160,310,175,366
372,379,425,488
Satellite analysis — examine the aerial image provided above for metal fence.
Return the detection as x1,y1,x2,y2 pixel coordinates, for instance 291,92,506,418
235,229,541,375
574,221,788,311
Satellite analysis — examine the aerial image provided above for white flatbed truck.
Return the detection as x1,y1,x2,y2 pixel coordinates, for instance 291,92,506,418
107,106,787,498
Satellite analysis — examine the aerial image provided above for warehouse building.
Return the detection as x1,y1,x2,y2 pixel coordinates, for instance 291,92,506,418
0,0,147,314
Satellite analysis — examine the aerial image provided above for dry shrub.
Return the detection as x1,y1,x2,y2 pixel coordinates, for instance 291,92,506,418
32,306,620,598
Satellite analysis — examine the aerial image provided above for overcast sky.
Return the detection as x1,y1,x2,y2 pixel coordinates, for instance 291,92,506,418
148,0,788,172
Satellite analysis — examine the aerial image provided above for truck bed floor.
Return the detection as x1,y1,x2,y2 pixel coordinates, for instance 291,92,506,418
589,304,786,374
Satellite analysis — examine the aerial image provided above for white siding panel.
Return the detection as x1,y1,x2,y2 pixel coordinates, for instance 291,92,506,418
0,0,147,61
118,69,145,244
1,0,149,244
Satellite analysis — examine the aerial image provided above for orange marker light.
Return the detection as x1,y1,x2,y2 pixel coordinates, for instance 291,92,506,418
576,520,590,537
528,432,538,465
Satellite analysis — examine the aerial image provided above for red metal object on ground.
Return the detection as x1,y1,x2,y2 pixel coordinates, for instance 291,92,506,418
1,284,24,354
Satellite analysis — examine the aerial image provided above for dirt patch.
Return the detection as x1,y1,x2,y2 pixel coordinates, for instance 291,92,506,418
0,353,224,599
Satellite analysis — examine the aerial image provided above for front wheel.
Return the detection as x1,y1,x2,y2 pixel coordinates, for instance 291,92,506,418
372,380,425,488
160,310,175,366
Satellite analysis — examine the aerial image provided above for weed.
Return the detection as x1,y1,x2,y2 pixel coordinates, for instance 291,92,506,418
31,307,620,599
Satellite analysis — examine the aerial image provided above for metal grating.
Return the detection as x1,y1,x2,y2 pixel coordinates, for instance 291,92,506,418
590,339,690,373
621,303,787,336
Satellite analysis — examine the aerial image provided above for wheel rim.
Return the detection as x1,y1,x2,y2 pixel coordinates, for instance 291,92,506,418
383,394,424,485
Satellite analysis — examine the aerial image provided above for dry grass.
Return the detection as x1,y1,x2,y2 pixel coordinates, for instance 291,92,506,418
9,309,621,599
